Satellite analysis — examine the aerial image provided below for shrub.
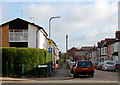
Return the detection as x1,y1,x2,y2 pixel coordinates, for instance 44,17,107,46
2,47,16,76
2,47,51,77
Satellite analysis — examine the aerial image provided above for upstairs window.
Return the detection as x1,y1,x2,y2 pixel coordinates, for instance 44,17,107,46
9,29,28,42
105,47,107,54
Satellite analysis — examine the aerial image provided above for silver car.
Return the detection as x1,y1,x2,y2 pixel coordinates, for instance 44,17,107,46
102,60,116,71
97,62,104,70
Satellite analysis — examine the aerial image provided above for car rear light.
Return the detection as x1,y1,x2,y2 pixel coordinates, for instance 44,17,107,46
72,66,73,68
105,64,107,67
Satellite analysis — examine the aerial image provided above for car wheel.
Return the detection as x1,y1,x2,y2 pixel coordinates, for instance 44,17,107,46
102,67,104,71
73,73,78,78
114,69,116,72
91,73,94,77
71,71,73,74
88,74,91,77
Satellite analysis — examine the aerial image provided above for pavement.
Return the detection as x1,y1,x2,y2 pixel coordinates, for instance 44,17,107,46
52,63,71,77
1,63,73,82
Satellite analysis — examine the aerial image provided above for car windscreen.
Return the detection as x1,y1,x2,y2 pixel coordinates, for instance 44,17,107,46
72,62,76,66
106,62,114,65
78,61,92,68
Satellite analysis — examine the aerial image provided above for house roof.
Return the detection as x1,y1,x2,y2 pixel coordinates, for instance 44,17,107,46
0,18,48,36
101,39,116,47
98,38,116,48
81,46,94,50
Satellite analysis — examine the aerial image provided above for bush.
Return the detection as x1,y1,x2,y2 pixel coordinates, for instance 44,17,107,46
2,47,51,77
2,47,16,76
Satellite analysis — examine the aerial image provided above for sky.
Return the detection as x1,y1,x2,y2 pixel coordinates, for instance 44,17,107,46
0,0,119,52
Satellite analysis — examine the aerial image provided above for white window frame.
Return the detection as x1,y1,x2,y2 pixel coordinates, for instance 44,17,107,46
9,29,28,42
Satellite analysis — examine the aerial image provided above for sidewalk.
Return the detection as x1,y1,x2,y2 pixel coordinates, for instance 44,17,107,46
1,77,36,82
52,63,71,77
1,63,72,82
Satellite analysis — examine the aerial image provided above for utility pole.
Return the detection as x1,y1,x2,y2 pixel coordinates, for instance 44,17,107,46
66,35,68,62
118,1,120,31
118,1,120,68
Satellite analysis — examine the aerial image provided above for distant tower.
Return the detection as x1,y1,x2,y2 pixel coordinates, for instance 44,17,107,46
66,35,68,61
66,35,68,53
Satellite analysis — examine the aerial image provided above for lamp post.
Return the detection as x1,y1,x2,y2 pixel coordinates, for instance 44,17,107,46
49,16,61,77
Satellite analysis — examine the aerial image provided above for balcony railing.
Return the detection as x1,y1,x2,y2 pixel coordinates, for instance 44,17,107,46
9,32,28,42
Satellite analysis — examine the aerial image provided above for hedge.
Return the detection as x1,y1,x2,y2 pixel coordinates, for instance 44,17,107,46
2,47,52,77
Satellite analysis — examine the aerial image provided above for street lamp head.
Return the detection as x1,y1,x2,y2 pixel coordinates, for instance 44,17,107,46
50,16,61,21
55,16,61,18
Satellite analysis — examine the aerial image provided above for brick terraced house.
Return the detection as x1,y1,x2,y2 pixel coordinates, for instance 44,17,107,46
67,47,93,61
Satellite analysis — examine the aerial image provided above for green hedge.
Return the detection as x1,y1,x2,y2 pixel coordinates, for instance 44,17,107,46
2,47,52,77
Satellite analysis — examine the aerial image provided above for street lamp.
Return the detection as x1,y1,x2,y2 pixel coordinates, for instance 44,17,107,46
49,16,61,77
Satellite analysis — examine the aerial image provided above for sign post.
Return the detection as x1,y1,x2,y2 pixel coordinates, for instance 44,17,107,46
48,40,52,77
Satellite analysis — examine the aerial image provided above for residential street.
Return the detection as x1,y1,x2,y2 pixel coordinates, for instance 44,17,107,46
2,63,119,84
1,1,120,85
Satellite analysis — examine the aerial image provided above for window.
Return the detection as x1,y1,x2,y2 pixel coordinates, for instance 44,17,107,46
106,62,114,65
9,29,28,42
78,61,92,68
102,48,104,54
105,47,107,54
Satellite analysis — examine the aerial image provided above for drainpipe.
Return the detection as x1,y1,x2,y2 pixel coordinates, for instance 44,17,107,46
36,29,40,48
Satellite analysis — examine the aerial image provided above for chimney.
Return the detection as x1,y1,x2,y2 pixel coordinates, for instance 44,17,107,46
94,44,96,49
116,31,120,39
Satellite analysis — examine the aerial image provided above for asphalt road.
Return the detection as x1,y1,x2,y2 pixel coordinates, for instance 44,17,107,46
70,69,118,81
1,63,119,84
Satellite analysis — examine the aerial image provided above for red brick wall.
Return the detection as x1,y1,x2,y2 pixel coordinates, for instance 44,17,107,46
116,31,120,39
1,24,9,47
67,47,77,57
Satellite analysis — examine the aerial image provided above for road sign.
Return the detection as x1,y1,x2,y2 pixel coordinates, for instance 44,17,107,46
48,40,52,45
48,47,52,53
38,65,47,68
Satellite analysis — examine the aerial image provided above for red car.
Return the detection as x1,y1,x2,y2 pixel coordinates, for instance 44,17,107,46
73,60,95,78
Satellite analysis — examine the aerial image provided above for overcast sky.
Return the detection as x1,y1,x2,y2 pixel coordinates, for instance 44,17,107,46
0,0,118,52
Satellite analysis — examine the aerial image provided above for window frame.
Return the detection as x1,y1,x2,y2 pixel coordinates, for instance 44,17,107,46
9,29,28,42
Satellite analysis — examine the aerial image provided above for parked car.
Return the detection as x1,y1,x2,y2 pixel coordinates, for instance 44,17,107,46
70,62,76,74
93,62,98,69
56,64,60,69
97,62,104,70
67,60,71,68
102,60,116,71
67,60,73,69
73,60,95,78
